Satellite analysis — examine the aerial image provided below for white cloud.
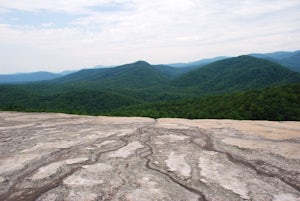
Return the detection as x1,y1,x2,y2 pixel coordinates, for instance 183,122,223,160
0,0,300,73
0,0,118,13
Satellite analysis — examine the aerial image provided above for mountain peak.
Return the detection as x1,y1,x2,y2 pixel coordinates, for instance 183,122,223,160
132,60,151,65
174,55,300,90
235,55,255,60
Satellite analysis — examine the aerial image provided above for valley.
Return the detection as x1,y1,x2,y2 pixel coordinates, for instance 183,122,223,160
1,55,300,120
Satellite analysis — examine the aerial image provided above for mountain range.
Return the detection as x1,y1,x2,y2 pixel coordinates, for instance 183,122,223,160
250,50,300,72
1,50,299,84
173,55,300,93
0,71,61,84
0,51,299,120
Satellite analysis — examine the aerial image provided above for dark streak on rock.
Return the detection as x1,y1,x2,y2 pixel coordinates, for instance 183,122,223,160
0,137,129,201
136,126,208,201
194,130,300,193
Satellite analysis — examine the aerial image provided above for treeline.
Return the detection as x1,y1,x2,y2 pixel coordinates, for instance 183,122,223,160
1,83,299,121
106,84,300,121
0,87,141,115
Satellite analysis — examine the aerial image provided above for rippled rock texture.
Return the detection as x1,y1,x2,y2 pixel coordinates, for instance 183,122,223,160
0,112,299,201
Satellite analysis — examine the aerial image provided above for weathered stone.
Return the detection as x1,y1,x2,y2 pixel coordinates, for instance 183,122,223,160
0,112,299,201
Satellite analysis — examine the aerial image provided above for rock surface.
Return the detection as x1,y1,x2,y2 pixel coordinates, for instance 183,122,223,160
0,112,300,201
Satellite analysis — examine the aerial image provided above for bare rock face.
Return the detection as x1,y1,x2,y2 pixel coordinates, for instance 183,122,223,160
0,112,300,201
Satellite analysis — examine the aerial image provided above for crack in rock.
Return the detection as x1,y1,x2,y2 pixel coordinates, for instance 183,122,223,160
0,112,299,201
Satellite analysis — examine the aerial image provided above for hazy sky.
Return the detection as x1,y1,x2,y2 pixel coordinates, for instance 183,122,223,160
0,0,300,74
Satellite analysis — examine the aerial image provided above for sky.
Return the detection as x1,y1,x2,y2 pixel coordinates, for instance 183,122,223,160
0,0,300,74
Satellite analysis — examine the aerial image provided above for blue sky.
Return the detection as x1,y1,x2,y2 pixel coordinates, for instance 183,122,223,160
0,0,300,74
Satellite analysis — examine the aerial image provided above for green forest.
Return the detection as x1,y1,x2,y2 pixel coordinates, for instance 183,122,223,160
108,84,300,121
1,56,300,121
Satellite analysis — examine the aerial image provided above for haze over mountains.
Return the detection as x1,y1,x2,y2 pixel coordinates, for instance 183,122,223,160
250,50,300,72
0,71,61,84
1,50,299,84
0,50,299,120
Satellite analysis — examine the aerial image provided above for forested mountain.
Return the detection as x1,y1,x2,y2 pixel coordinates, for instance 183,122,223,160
43,56,300,95
167,50,300,72
0,71,61,83
51,61,185,89
0,55,299,120
1,50,299,84
251,50,300,72
174,55,300,94
251,51,295,60
275,51,300,72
